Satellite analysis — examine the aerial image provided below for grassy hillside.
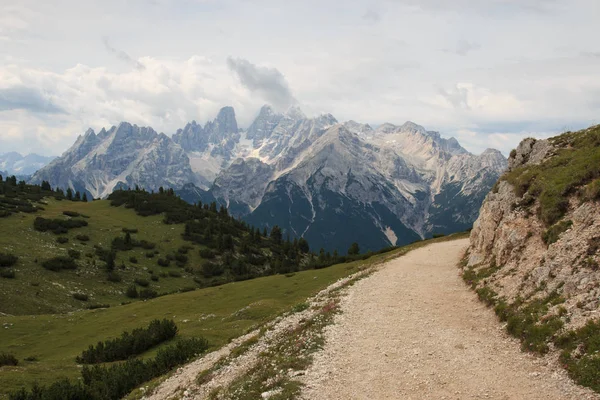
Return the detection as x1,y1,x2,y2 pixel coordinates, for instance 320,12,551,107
0,235,468,398
0,182,325,316
0,198,203,315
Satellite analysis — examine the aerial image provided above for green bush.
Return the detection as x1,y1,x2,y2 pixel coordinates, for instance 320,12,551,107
33,216,88,234
157,258,170,267
106,271,122,283
11,337,208,400
168,270,182,278
0,252,18,267
88,304,110,310
56,236,69,244
73,293,89,301
542,220,572,245
0,269,15,279
68,249,81,259
125,284,138,299
76,319,178,364
134,278,149,287
42,256,78,271
199,248,215,259
0,352,18,366
129,256,138,264
139,288,158,299
76,234,90,242
63,210,81,217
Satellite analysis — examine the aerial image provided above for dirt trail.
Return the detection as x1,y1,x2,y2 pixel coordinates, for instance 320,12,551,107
300,238,598,400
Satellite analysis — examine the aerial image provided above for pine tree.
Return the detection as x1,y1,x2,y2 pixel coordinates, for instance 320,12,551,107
75,191,81,201
298,237,309,253
82,193,88,202
66,188,73,200
270,226,283,245
348,242,360,255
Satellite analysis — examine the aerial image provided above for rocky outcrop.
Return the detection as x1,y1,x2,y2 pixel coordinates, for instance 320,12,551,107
468,127,600,330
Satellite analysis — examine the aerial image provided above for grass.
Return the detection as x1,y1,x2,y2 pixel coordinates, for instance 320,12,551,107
542,220,572,245
503,124,600,226
0,199,207,315
556,320,600,392
462,255,566,355
0,233,465,398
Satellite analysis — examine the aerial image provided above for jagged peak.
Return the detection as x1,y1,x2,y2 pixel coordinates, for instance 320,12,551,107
216,106,235,119
400,121,427,133
284,105,306,120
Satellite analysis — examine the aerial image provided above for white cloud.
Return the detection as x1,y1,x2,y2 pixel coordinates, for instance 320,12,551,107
0,0,599,157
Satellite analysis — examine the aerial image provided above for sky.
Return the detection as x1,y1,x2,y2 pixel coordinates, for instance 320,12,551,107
0,0,599,157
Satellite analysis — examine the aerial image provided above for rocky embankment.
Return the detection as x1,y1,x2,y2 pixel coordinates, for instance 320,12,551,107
465,125,600,392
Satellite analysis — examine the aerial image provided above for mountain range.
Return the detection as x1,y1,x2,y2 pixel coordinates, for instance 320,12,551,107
31,105,507,252
0,152,55,176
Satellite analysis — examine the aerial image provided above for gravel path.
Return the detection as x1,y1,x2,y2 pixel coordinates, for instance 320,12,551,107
300,238,599,400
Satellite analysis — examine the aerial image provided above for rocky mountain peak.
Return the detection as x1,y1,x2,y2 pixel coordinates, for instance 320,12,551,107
212,106,238,134
284,105,306,121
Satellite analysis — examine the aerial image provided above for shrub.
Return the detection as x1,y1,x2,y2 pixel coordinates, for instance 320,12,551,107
33,216,88,234
106,271,122,283
146,251,155,258
125,284,138,299
56,237,69,244
432,233,446,238
76,319,178,364
139,288,158,299
202,261,224,278
134,278,149,287
150,275,159,282
157,258,170,267
129,256,138,264
168,270,182,278
0,269,15,279
10,337,208,400
73,293,89,301
42,256,78,271
542,220,572,245
178,245,192,254
76,234,90,242
199,248,215,259
139,240,156,250
175,254,188,264
88,304,110,310
62,211,81,217
0,252,18,267
67,249,81,259
0,352,18,366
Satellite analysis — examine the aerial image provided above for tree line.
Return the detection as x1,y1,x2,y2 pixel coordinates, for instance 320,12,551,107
76,319,178,364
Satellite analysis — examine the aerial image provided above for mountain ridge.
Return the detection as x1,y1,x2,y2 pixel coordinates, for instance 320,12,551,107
31,105,507,252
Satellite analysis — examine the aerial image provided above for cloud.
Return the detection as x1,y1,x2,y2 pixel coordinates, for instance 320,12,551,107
226,57,296,110
453,40,481,56
362,9,381,24
102,37,146,71
0,86,66,114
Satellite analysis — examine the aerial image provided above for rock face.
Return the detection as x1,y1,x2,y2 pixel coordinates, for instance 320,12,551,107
467,125,600,331
0,152,55,176
31,123,196,199
32,105,506,252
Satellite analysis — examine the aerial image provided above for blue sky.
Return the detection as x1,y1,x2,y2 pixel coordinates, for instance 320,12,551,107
0,0,599,156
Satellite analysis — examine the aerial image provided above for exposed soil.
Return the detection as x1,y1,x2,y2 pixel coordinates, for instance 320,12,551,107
300,239,598,400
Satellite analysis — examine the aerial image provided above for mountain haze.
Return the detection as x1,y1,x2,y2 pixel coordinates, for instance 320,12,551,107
0,152,55,176
31,105,507,252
